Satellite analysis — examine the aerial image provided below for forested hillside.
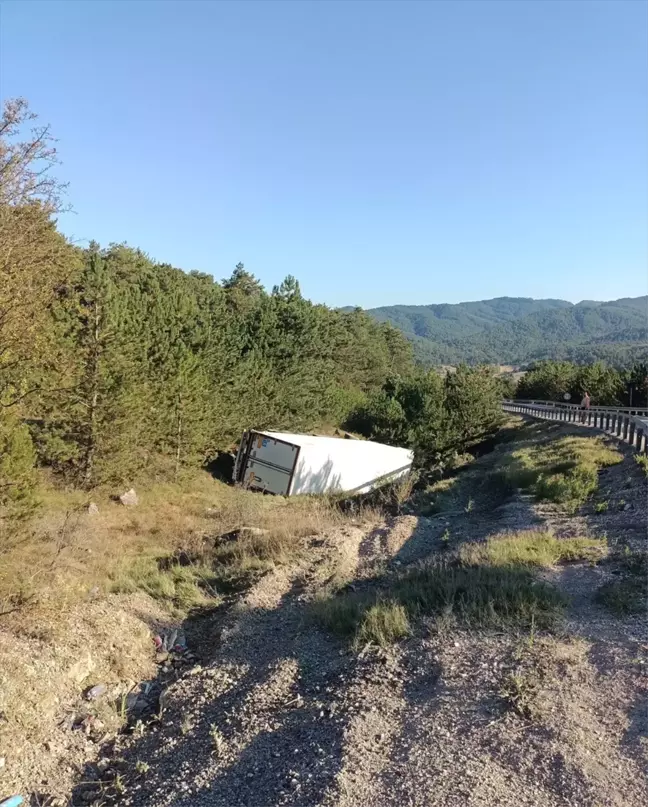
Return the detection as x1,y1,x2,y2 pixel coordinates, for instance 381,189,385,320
366,296,647,366
0,99,505,512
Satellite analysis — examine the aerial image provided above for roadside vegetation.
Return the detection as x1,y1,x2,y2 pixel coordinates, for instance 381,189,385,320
516,359,647,408
314,529,604,647
497,435,621,510
1,473,345,619
635,454,648,477
1,97,505,621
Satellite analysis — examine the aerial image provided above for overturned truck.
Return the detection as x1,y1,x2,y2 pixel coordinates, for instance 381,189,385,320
233,430,413,497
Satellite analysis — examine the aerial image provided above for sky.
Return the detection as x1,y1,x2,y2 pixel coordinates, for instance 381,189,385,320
1,0,646,308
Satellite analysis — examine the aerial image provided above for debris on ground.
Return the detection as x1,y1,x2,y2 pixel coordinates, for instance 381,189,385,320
118,488,139,507
84,684,108,701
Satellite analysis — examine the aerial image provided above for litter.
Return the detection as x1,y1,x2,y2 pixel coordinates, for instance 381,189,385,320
0,797,24,807
84,683,108,701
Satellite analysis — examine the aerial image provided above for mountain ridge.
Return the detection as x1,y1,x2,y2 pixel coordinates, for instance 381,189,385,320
356,295,647,367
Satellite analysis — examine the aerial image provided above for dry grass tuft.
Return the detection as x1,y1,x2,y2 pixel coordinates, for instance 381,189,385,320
460,530,607,568
0,473,344,618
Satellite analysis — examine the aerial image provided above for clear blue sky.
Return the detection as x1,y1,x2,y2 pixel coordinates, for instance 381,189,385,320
1,0,646,308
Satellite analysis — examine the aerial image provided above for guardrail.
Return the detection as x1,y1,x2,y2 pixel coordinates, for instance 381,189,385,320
503,399,648,453
513,399,648,417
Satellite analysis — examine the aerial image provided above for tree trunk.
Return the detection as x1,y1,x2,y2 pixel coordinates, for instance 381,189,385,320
174,400,182,481
82,299,100,489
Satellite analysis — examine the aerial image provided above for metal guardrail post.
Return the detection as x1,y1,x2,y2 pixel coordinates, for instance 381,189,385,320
503,399,647,453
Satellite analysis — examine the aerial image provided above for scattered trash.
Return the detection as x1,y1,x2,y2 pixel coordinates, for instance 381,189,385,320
0,756,4,769
86,501,99,515
84,683,108,701
118,488,138,506
0,797,24,807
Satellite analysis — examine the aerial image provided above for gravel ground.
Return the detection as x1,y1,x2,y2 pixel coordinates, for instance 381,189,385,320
52,430,648,806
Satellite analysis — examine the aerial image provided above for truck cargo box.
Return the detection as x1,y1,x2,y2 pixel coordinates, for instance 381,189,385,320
233,430,413,497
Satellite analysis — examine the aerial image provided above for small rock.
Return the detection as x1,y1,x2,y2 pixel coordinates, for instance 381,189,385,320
87,501,99,515
0,756,4,768
68,653,95,684
119,488,139,507
85,683,108,701
289,778,299,789
155,650,169,664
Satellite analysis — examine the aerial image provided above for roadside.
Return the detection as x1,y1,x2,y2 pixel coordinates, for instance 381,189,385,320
58,417,647,807
0,474,359,801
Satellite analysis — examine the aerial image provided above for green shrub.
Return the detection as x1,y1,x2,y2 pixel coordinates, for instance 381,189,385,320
0,411,38,523
501,436,621,509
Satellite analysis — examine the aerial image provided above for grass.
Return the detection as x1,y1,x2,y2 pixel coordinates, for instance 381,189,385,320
500,670,542,721
459,531,607,567
500,436,621,510
635,454,648,477
356,600,410,646
595,551,647,615
313,529,596,646
210,723,226,757
595,501,609,513
0,472,344,617
109,556,221,612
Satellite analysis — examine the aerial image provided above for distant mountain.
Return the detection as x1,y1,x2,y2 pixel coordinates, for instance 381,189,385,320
360,296,647,367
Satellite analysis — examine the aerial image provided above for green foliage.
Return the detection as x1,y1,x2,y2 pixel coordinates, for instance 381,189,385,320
517,358,647,407
501,436,621,510
8,244,413,488
314,558,566,646
459,531,607,567
314,528,590,646
355,600,410,647
634,454,648,477
346,365,502,470
368,296,647,367
0,410,37,521
109,555,220,612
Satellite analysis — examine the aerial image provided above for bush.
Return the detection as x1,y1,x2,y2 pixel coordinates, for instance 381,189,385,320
0,411,38,523
501,436,621,510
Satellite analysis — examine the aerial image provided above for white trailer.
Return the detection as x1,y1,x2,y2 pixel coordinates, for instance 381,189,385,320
233,430,413,497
